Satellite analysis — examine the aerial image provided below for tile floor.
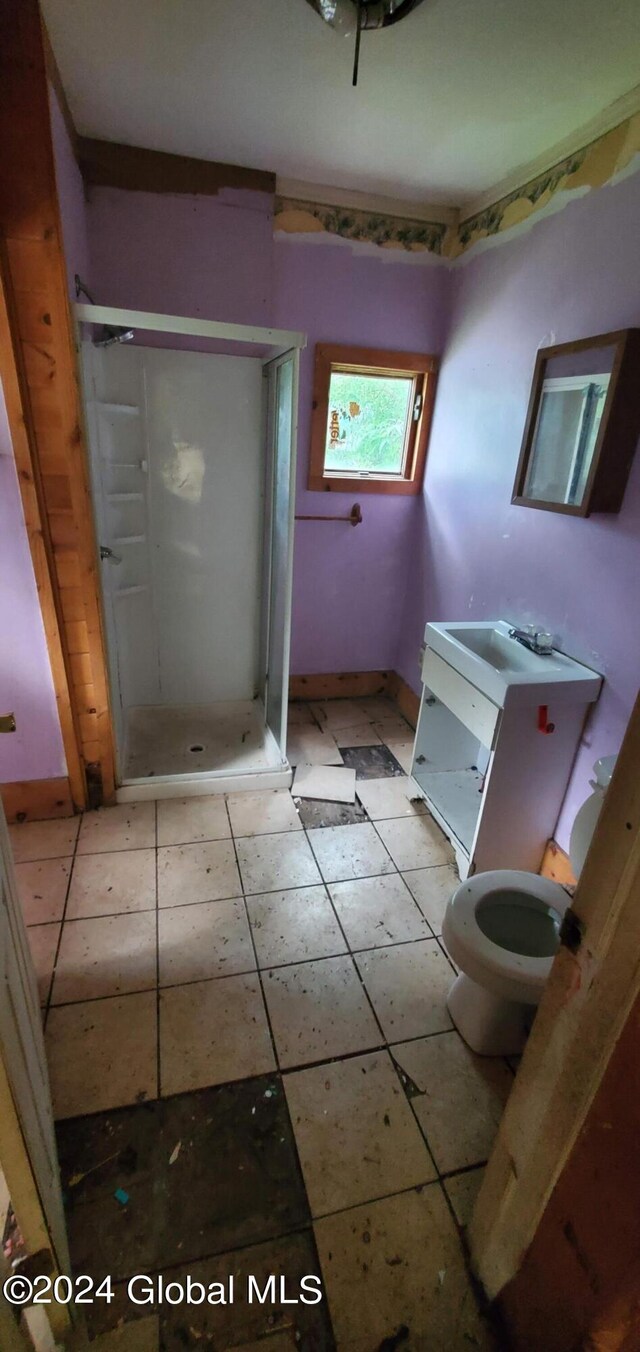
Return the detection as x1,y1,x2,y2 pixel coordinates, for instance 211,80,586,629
11,695,512,1349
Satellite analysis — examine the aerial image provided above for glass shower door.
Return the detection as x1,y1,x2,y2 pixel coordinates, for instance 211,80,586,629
261,349,299,757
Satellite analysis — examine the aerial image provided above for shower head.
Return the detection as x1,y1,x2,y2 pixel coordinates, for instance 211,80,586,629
93,324,135,348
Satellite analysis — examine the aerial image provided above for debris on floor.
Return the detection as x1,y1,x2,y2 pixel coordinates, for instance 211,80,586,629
292,764,356,804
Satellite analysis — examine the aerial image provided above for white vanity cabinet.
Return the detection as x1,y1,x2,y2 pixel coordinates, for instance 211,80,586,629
410,621,602,878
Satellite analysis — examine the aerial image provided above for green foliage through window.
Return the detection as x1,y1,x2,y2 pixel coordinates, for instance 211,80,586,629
324,370,413,474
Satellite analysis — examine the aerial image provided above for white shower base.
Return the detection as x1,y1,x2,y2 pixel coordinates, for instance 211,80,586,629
116,700,290,802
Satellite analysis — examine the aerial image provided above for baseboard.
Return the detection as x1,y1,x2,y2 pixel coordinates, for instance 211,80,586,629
289,668,420,729
289,670,390,700
387,671,420,728
540,839,576,887
1,776,74,823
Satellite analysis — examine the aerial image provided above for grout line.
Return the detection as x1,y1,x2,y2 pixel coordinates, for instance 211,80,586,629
43,816,82,1025
225,795,282,1078
311,1174,442,1224
303,830,388,1045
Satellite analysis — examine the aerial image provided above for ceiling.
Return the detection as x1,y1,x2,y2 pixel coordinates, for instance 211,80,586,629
42,0,640,207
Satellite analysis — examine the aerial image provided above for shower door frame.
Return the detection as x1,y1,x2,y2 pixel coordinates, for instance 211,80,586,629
74,303,305,799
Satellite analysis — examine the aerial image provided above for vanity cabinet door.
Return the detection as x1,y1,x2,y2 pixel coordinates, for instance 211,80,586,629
421,649,500,749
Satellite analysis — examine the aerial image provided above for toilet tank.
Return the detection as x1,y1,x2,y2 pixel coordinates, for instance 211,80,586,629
569,755,617,879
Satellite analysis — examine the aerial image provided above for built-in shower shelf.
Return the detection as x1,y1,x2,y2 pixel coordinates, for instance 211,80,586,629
114,584,148,598
107,492,144,501
113,534,146,545
96,401,141,415
102,459,147,471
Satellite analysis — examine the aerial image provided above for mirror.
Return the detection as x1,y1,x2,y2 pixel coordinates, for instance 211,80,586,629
513,330,640,516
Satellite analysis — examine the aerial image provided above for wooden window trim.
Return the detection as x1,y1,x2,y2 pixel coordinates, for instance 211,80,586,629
309,344,439,496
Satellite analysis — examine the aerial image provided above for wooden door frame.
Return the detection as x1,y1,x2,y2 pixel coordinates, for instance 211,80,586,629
0,264,86,812
0,0,116,810
470,690,640,1301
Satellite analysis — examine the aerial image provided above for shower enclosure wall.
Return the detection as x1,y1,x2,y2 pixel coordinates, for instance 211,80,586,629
76,304,304,800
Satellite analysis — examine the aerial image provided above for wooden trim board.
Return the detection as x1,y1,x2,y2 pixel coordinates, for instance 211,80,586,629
0,265,86,811
290,671,390,701
78,136,275,197
540,838,576,888
0,779,73,824
0,0,115,806
470,692,640,1305
387,671,421,728
289,669,420,729
308,344,438,496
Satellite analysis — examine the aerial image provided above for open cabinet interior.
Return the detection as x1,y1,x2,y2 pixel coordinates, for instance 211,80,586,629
78,307,303,798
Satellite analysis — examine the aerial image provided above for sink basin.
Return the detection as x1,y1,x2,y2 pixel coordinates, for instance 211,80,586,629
425,620,602,708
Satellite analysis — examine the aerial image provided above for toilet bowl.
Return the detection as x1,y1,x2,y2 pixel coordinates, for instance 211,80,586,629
442,754,616,1056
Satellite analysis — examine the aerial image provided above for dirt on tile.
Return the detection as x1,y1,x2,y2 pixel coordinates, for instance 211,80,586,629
295,797,368,829
56,1077,310,1292
340,746,406,780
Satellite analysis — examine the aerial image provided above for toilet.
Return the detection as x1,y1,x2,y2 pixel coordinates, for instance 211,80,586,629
442,755,616,1056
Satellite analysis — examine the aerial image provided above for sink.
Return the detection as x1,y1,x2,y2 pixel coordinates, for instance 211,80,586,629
425,620,602,708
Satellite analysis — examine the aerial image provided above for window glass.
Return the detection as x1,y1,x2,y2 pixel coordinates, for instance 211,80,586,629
324,370,413,475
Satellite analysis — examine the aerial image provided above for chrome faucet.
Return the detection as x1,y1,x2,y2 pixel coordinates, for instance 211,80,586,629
508,625,554,656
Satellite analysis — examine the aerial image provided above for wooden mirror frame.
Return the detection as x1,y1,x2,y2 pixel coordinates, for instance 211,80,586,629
512,329,640,517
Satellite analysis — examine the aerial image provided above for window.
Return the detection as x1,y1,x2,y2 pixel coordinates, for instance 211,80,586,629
309,344,438,495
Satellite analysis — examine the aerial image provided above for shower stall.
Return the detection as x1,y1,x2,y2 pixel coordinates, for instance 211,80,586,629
75,303,305,801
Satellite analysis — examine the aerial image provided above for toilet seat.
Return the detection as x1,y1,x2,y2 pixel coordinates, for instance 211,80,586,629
443,870,569,1007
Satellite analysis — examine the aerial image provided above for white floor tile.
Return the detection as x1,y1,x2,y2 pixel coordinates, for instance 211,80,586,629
236,831,321,894
263,955,381,1068
66,849,157,919
356,938,454,1041
46,992,158,1118
157,796,231,847
287,727,344,767
334,725,382,748
382,738,414,773
393,1031,512,1173
9,817,79,863
226,789,302,838
356,697,400,720
444,1167,486,1228
402,864,459,935
315,1187,495,1350
28,923,60,1005
292,764,356,803
329,873,432,950
157,840,241,908
306,823,394,883
15,858,72,925
51,912,157,1004
77,802,155,855
356,775,426,820
246,886,346,967
375,814,453,870
284,1050,435,1216
160,974,275,1093
158,898,255,986
311,700,373,730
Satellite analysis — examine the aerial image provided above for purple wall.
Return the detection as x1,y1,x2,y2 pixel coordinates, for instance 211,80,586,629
49,84,91,296
11,127,636,845
87,185,274,325
0,383,66,782
274,240,448,674
399,172,640,848
85,182,448,675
